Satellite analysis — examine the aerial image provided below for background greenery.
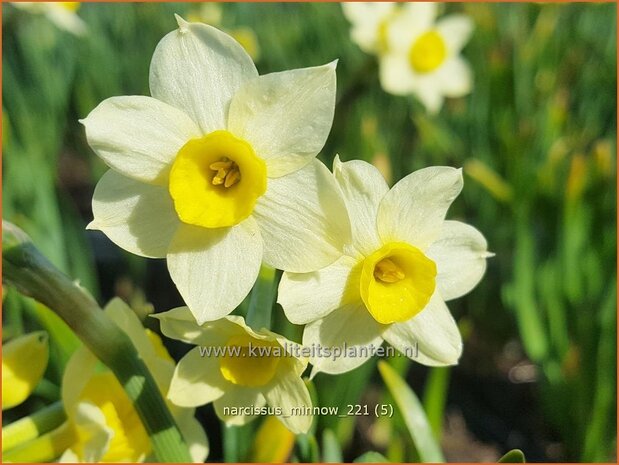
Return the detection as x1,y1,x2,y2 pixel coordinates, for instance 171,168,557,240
2,2,616,462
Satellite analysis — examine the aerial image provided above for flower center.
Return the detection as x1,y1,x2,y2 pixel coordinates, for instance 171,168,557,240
209,157,241,187
168,130,267,228
373,257,405,283
219,335,280,387
408,30,447,73
75,372,150,462
360,242,437,324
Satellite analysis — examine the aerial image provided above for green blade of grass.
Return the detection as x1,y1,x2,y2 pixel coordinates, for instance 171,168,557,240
378,361,444,462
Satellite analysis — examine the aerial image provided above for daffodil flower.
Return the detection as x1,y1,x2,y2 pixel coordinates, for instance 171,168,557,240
2,331,49,410
278,157,492,375
155,308,312,434
54,299,207,462
341,2,397,54
343,3,474,113
84,16,349,324
12,3,87,36
380,2,473,112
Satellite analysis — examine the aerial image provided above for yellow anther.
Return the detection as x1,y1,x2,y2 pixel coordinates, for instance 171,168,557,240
209,160,233,171
224,169,240,188
209,157,241,188
374,258,405,283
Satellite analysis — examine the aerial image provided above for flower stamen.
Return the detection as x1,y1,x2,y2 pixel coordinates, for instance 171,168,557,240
374,258,405,283
209,157,241,188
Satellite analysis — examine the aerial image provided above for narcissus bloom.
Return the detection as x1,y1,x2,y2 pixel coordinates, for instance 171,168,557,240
343,2,474,113
279,157,492,375
84,16,349,323
58,299,208,462
2,331,49,410
341,2,397,54
12,3,87,36
155,308,312,434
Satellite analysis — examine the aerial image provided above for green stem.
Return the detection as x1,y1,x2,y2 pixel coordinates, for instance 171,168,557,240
2,422,75,463
2,221,191,462
2,401,66,452
245,265,278,331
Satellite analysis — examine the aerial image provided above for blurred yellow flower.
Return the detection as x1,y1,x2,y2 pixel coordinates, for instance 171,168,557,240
279,157,492,375
2,331,49,410
155,308,313,434
11,2,87,36
343,3,474,113
83,16,349,323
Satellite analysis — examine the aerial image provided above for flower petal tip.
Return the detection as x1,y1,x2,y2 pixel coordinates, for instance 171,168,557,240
85,220,98,231
327,59,339,70
174,14,190,33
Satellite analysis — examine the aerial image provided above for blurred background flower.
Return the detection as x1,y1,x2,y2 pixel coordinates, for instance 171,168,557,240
2,2,616,462
343,2,474,113
11,2,87,36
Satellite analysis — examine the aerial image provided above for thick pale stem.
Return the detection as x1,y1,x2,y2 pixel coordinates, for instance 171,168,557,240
2,221,192,462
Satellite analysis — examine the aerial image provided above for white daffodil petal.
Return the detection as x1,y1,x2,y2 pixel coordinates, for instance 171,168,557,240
81,96,201,184
333,156,389,255
167,218,262,324
377,166,463,249
63,403,113,463
382,294,462,366
262,368,312,434
176,409,210,463
254,159,351,272
342,2,396,53
426,220,490,301
168,347,227,408
386,2,437,53
278,255,360,325
153,307,237,346
104,298,177,392
228,62,337,178
435,57,473,98
61,347,98,414
213,388,266,426
413,75,445,114
436,14,474,54
401,2,439,28
303,303,384,376
88,170,180,259
379,53,417,96
150,16,258,134
46,7,87,36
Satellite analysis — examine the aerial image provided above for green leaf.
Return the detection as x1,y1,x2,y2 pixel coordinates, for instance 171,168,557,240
422,367,451,439
353,451,390,463
498,449,526,462
322,429,343,463
295,432,320,463
245,265,278,330
378,361,444,462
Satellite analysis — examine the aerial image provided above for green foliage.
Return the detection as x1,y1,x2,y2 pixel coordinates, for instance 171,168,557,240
378,361,444,462
2,2,616,462
499,449,526,463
